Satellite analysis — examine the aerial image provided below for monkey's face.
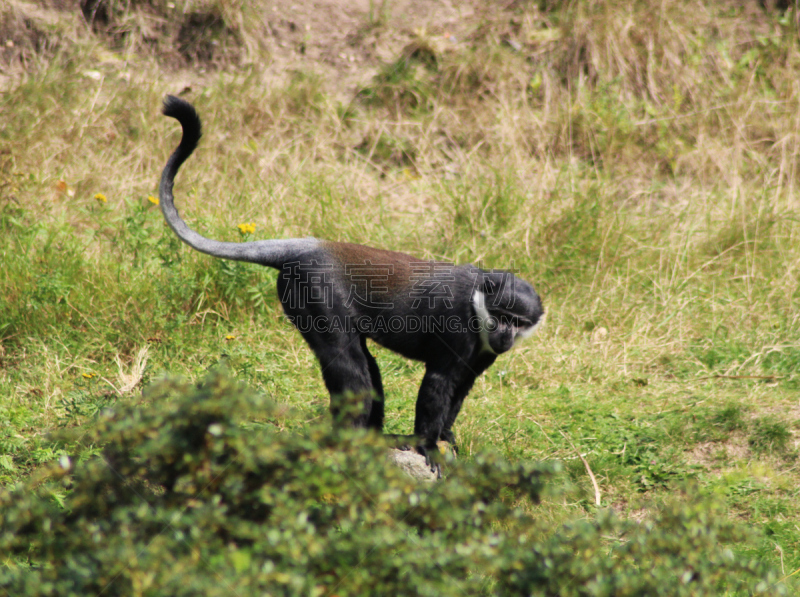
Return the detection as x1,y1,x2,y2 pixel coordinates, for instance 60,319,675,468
472,271,544,354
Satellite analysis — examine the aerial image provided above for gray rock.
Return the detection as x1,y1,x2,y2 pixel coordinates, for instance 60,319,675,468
387,449,439,481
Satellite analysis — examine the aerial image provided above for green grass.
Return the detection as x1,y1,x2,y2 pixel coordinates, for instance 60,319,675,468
1,0,799,592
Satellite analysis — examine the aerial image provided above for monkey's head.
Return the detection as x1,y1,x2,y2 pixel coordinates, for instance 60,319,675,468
472,270,544,355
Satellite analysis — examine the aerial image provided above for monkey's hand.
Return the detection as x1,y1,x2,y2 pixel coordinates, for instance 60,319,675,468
439,429,459,455
416,444,443,479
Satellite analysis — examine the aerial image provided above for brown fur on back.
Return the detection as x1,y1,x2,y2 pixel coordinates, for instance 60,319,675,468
321,241,424,293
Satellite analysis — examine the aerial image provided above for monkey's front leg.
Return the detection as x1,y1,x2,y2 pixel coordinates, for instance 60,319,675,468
414,366,470,477
440,352,496,454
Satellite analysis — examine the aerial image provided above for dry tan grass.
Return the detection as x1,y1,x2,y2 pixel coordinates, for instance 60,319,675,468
1,0,798,506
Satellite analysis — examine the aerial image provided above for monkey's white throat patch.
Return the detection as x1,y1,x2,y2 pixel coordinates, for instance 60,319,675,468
472,290,496,354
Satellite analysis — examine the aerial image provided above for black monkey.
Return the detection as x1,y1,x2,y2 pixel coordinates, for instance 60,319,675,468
158,96,544,470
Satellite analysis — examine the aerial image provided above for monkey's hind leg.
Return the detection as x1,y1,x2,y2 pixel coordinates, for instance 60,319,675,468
303,331,378,429
361,336,386,431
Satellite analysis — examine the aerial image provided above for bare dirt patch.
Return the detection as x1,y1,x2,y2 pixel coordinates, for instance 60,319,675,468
686,438,751,469
0,1,82,75
2,0,487,95
258,0,478,97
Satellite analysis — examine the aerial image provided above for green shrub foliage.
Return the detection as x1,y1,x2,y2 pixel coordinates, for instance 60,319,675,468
0,374,783,596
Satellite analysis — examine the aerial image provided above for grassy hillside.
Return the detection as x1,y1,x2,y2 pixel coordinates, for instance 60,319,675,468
0,0,799,590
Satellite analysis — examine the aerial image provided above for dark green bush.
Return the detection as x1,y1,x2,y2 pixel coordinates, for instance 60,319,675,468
0,373,784,596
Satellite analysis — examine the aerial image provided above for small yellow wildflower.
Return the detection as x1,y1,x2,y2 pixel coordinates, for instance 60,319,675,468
94,192,107,204
147,195,159,205
237,222,256,235
402,167,419,180
81,372,97,379
225,334,236,340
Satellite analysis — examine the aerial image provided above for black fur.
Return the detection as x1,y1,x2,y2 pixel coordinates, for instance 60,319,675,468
158,96,544,473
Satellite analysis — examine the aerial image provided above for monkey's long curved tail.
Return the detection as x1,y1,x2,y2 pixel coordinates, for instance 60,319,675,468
159,95,315,269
